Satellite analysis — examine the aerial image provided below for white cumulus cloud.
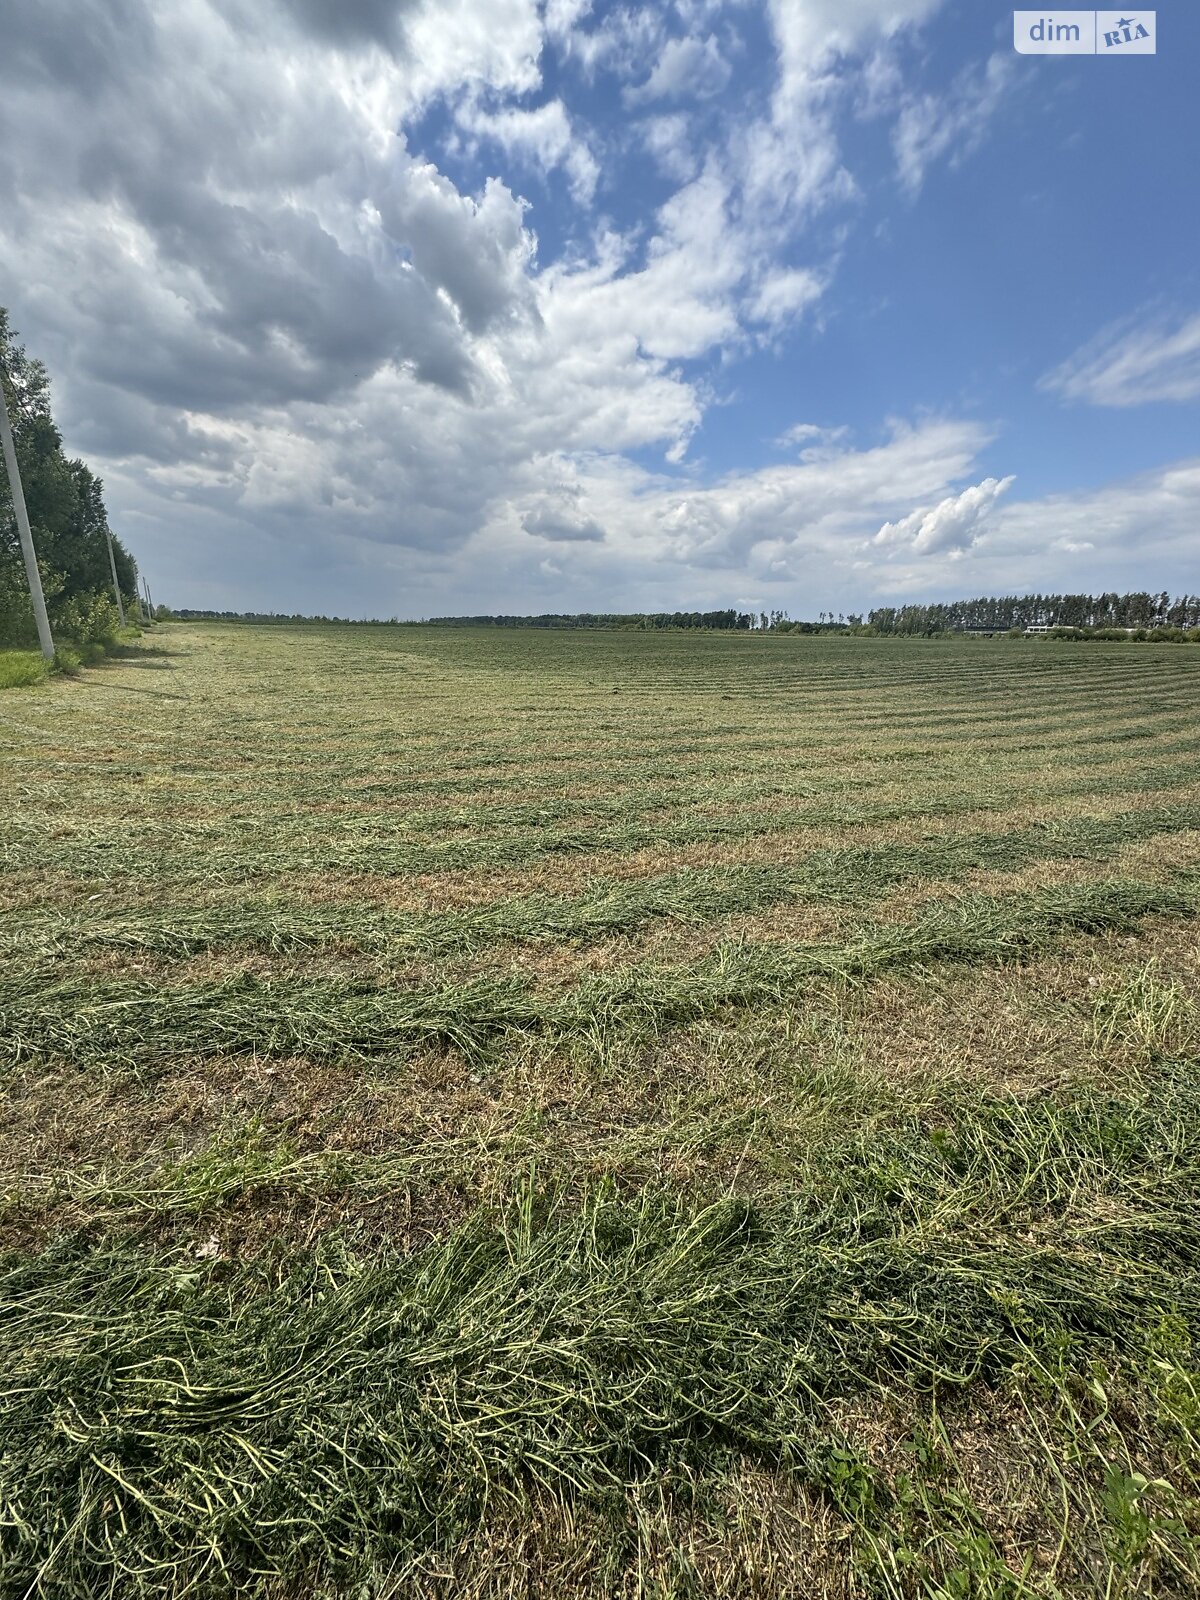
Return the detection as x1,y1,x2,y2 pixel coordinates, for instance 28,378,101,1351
874,474,1015,556
454,97,600,205
624,33,732,106
747,267,825,331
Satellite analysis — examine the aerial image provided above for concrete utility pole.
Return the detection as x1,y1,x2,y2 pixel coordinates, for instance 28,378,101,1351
0,361,54,658
104,523,125,626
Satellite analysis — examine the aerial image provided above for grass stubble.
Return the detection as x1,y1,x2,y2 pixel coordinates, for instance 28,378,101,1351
2,624,1200,1598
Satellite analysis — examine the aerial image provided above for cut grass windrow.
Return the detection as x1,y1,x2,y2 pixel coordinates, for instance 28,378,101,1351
4,877,1197,1072
3,1062,1199,1598
6,759,1200,888
5,801,1199,966
6,1040,1199,1245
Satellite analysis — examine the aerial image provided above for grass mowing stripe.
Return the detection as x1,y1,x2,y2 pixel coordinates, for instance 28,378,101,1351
7,758,1200,886
7,800,1200,964
3,1063,1198,1597
9,1040,1200,1239
14,714,1200,833
5,878,1197,1070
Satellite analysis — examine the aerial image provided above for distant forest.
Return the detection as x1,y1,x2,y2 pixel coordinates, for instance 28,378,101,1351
170,608,767,629
869,592,1200,634
425,610,761,630
430,594,1199,633
168,592,1200,635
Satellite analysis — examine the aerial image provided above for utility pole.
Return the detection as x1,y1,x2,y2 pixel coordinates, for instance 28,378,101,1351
0,360,54,658
104,523,125,626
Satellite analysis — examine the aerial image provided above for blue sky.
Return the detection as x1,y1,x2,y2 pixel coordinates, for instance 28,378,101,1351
1,0,1197,616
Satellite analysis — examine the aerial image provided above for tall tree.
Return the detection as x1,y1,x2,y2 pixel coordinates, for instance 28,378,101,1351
1,308,136,645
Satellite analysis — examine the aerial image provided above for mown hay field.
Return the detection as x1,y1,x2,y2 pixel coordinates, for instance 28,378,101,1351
3,621,1200,1599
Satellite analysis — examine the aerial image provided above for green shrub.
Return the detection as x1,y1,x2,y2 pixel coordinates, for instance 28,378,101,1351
0,565,46,649
1146,626,1189,644
1,554,128,657
52,589,122,647
52,645,82,674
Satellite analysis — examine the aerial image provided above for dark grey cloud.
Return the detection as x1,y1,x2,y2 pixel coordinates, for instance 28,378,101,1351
522,505,606,542
79,189,478,408
379,170,536,335
280,0,420,49
63,388,242,470
0,0,542,426
0,0,154,97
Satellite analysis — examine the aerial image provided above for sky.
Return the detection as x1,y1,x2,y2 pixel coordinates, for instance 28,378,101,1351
1,0,1197,619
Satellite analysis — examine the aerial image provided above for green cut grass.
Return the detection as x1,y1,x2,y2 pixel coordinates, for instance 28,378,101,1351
4,877,1198,1073
4,1061,1200,1599
6,800,1199,966
5,623,1200,1597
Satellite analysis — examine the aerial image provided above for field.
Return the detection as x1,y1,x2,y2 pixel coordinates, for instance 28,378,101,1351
3,621,1200,1599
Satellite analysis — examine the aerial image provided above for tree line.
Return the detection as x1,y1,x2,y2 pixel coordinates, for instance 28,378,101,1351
425,610,758,630
1,309,139,652
173,609,775,630
168,598,1197,638
869,593,1200,635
